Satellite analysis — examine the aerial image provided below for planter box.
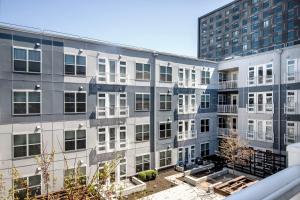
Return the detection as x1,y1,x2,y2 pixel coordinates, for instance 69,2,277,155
118,177,146,196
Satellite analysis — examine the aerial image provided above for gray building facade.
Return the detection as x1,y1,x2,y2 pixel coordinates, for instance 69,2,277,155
198,0,300,61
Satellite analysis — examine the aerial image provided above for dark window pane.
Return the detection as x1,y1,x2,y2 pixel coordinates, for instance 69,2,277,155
65,93,75,102
14,60,26,72
76,56,86,65
144,162,150,170
14,146,27,157
28,103,40,114
76,66,86,75
65,65,75,75
14,48,26,60
29,145,40,156
29,133,40,144
65,103,75,113
65,55,75,64
76,103,86,112
65,141,75,151
29,92,40,102
28,62,41,73
14,103,26,114
14,135,26,145
77,140,86,149
28,50,40,61
65,131,75,140
76,93,86,102
14,92,26,102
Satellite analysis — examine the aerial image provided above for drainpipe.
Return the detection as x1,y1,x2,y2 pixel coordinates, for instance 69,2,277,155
277,49,283,159
151,52,158,169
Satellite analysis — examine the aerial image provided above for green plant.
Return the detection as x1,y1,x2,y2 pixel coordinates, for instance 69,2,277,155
138,170,158,181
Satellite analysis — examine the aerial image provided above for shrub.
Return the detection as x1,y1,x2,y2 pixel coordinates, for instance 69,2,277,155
138,170,158,181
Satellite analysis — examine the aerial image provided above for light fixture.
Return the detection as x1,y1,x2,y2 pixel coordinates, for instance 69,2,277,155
79,123,84,128
79,49,83,54
35,84,40,89
36,167,41,172
119,55,122,60
167,145,171,149
79,86,83,91
35,43,40,48
78,160,85,166
168,117,171,121
36,125,41,130
168,89,171,93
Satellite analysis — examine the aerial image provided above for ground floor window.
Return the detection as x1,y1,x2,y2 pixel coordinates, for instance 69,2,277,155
201,143,209,157
64,166,86,186
136,154,150,173
14,175,41,199
159,150,172,167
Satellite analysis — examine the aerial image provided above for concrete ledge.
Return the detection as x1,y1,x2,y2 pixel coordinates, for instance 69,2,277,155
184,163,215,176
119,177,146,196
184,168,228,186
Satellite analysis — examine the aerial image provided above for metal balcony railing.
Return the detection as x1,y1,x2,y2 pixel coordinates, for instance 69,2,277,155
246,131,274,142
177,80,196,88
177,130,197,141
218,80,238,89
96,73,129,84
285,72,300,83
247,74,274,86
284,134,299,145
284,103,298,114
97,140,128,153
96,106,129,119
178,105,197,114
217,105,238,113
218,128,237,137
246,104,274,113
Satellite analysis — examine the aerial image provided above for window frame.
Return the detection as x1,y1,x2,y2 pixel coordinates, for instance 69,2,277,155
135,124,150,142
64,91,87,114
13,174,41,199
64,129,87,152
64,53,87,76
200,94,210,109
135,93,150,112
13,132,41,159
12,90,42,115
159,121,172,139
135,63,151,81
13,46,42,74
159,65,172,82
287,59,297,82
159,93,172,111
159,150,172,168
200,143,210,157
135,154,150,173
200,119,210,133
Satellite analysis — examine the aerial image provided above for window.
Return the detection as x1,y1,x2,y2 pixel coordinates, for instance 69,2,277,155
135,93,150,111
136,63,150,80
14,175,41,199
119,158,127,180
200,119,210,133
160,94,172,110
64,54,86,76
266,64,273,83
64,92,86,113
136,154,150,173
98,58,106,82
97,126,126,152
247,120,255,139
13,133,41,158
159,150,172,167
64,130,86,151
286,91,296,113
160,122,171,139
286,122,296,144
201,70,210,84
64,167,86,186
160,66,172,82
96,93,128,118
136,124,150,142
178,120,196,140
200,143,209,157
178,68,195,87
200,94,210,108
13,47,41,73
13,90,41,115
120,61,127,82
191,145,195,162
265,121,273,141
287,59,296,82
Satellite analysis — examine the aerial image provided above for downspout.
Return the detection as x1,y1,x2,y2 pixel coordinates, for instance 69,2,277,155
277,49,283,160
151,52,158,169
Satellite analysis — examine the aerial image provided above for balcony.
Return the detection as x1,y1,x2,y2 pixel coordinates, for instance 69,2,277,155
218,128,237,138
217,105,238,114
97,139,128,153
96,73,129,84
96,106,129,119
177,130,197,141
218,80,238,90
284,134,300,145
178,105,197,114
284,103,298,114
177,80,196,88
246,104,274,113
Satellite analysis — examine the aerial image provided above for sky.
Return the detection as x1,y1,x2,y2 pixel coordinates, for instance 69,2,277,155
0,0,232,57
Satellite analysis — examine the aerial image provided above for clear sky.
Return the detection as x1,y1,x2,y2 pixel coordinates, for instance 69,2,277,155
0,0,232,57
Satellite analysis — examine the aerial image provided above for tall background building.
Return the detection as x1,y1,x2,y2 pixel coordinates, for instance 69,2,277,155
197,0,300,61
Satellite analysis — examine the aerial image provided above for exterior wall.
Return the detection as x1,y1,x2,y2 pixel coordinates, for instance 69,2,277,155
0,26,218,196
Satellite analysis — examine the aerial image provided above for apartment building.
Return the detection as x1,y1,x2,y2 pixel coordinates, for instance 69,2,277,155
197,0,300,61
0,25,219,198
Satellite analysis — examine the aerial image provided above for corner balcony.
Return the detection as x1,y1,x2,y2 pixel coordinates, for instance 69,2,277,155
97,139,128,153
284,103,298,114
96,73,129,84
217,105,238,114
178,105,197,114
96,106,129,119
177,130,197,141
218,80,238,90
218,128,238,138
177,80,196,88
246,104,273,113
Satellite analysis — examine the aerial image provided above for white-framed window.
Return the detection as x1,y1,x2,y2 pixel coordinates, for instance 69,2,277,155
97,58,127,83
191,145,195,162
64,166,86,186
200,94,210,109
286,122,297,144
160,65,172,82
160,94,172,110
201,70,210,84
178,68,196,87
265,63,273,83
135,93,150,111
200,143,209,157
119,126,127,148
97,126,127,152
200,119,210,133
13,90,41,115
178,94,196,113
248,93,255,112
265,120,273,141
98,127,106,151
64,129,86,151
120,61,127,83
136,124,150,142
159,122,172,139
191,69,196,87
287,59,297,82
108,60,117,82
13,47,41,73
64,54,86,76
247,120,255,139
119,158,127,180
248,66,255,85
178,120,196,140
64,91,86,113
14,175,41,199
286,90,296,113
136,154,150,173
178,148,183,163
248,64,273,86
159,150,172,167
136,63,150,81
248,92,273,113
98,58,106,82
13,133,41,158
